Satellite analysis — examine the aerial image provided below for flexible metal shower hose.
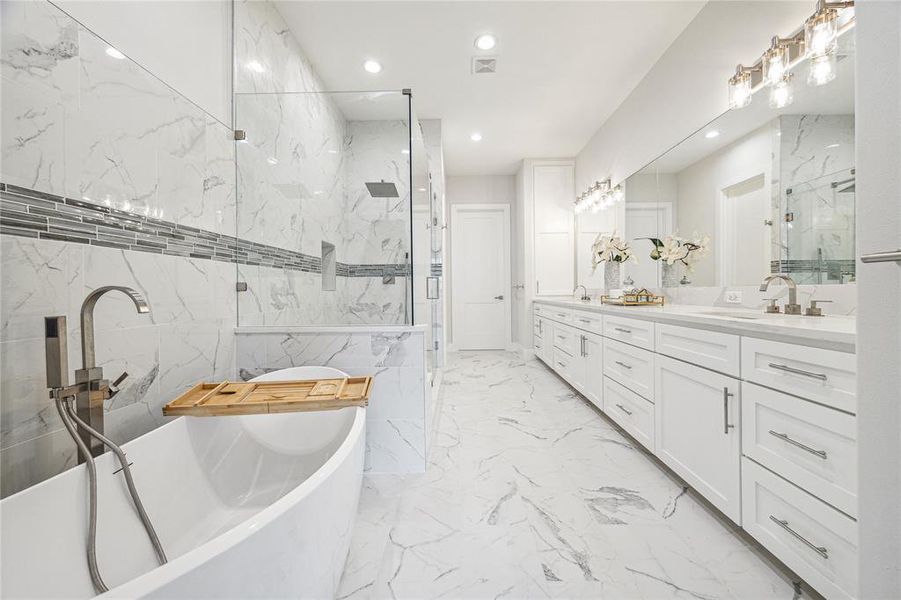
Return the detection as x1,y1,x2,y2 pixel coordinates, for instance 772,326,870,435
55,396,168,594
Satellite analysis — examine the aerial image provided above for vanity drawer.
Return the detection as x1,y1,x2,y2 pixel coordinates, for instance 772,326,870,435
741,338,856,413
546,306,573,324
572,310,603,335
552,348,575,379
742,382,857,517
603,337,654,401
655,323,740,377
603,377,655,452
742,458,858,600
553,324,578,357
603,314,654,350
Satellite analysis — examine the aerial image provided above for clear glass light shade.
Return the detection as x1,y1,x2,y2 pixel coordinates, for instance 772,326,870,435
611,186,625,203
728,72,753,109
763,44,789,86
805,10,838,58
769,75,794,109
808,53,837,86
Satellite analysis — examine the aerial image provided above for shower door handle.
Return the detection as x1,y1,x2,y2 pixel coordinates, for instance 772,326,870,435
861,249,901,263
426,277,440,300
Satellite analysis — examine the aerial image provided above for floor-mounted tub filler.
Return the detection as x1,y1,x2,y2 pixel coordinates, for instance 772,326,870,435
0,365,366,599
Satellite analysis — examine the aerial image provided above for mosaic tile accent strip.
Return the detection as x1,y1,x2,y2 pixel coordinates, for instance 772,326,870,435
769,259,855,279
430,263,443,276
0,183,408,278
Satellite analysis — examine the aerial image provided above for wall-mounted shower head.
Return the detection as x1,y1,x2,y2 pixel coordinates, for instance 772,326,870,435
365,180,399,198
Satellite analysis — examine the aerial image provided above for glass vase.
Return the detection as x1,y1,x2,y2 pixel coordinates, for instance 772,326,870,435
661,262,680,287
604,261,621,292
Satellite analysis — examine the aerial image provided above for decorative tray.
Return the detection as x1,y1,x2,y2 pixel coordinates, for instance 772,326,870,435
601,289,665,307
162,377,373,417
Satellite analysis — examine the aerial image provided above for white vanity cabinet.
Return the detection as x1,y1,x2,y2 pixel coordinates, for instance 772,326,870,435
654,354,742,524
531,299,859,599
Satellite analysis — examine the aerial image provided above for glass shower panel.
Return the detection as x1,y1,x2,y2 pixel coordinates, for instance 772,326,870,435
782,167,856,284
233,90,414,326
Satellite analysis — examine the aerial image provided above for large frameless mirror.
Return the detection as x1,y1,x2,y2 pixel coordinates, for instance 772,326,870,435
622,28,855,290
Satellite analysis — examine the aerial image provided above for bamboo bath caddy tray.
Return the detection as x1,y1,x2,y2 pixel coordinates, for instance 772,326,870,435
163,377,373,417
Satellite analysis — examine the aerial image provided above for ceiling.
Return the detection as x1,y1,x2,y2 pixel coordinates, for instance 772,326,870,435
273,1,705,176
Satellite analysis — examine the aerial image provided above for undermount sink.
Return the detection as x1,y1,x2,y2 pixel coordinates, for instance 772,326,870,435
697,311,761,320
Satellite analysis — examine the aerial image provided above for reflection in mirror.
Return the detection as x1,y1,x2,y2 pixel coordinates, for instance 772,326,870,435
622,29,855,289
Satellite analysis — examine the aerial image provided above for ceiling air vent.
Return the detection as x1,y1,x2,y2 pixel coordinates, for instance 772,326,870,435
471,57,497,74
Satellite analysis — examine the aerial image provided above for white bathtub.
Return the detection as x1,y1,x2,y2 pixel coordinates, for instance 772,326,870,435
0,367,365,599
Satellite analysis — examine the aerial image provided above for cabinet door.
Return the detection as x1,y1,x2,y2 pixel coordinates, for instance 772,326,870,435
581,332,603,409
655,354,742,523
533,164,574,296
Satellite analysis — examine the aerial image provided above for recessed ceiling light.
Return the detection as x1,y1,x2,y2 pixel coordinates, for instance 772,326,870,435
363,60,382,74
246,60,265,73
705,130,720,139
470,132,483,142
105,47,126,60
475,34,497,51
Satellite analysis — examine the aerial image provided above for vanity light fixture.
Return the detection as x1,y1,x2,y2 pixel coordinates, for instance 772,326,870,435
474,34,497,51
105,47,126,60
575,179,621,214
363,60,382,74
727,0,853,110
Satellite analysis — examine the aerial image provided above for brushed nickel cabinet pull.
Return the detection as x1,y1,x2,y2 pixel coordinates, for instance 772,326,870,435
615,361,632,370
768,430,828,459
614,327,632,334
769,516,829,559
723,387,735,434
616,403,633,416
768,363,828,381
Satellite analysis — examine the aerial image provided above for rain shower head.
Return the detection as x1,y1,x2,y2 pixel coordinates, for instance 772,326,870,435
365,180,399,198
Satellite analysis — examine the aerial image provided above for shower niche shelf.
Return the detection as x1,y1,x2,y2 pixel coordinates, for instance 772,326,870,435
163,377,372,417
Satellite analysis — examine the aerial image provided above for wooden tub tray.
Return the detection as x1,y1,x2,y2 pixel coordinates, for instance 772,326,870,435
163,377,373,417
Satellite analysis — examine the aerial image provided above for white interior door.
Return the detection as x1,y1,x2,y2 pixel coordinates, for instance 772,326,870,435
720,174,769,286
625,202,672,289
451,204,511,350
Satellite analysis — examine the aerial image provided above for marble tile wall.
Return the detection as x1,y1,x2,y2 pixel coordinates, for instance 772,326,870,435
0,0,238,497
662,282,857,316
235,329,428,473
234,0,413,326
779,114,856,283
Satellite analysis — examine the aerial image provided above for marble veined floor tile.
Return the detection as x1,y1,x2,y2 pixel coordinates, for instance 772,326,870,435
338,351,798,600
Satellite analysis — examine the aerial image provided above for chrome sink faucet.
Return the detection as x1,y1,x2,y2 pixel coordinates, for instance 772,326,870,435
759,274,801,315
46,286,150,459
574,284,591,302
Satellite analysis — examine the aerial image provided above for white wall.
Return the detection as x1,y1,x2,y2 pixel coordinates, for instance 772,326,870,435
445,175,516,345
856,1,901,596
54,0,233,125
672,122,773,286
575,1,811,192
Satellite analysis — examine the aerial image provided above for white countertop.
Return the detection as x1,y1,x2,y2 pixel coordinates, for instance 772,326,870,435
534,297,856,353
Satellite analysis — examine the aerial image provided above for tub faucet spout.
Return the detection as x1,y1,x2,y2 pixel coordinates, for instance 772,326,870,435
74,286,150,458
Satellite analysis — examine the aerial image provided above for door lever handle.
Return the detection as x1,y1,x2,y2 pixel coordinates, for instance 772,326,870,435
494,295,505,300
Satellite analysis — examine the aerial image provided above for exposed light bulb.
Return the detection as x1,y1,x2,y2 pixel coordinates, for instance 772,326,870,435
763,40,789,86
728,69,753,110
612,185,625,203
808,53,837,86
805,9,838,58
769,74,794,109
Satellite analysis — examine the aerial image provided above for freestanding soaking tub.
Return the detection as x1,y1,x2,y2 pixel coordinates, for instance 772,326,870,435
1,367,366,599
